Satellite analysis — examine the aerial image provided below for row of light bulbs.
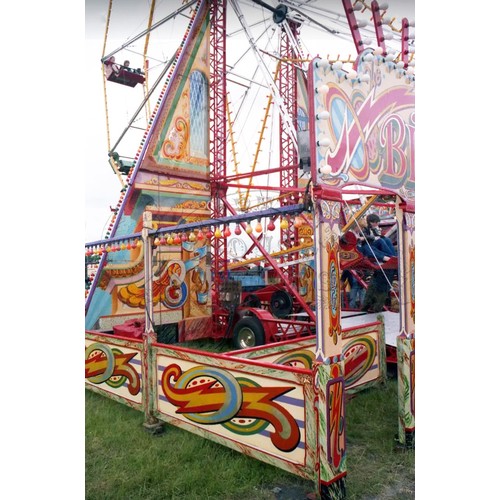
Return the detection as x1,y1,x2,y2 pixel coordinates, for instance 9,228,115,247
85,216,310,255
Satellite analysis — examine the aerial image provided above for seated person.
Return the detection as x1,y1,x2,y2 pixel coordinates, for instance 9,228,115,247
358,213,396,261
123,60,144,75
104,56,121,77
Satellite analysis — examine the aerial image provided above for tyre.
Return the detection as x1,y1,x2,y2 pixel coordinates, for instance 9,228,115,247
241,294,262,308
232,316,265,349
270,290,293,318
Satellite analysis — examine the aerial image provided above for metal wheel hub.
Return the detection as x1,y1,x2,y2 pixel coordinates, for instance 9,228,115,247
236,326,256,348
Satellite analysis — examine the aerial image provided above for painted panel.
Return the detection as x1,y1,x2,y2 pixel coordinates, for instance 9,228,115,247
146,6,211,177
310,50,415,203
151,346,316,476
235,322,384,392
88,239,211,332
316,361,346,489
314,199,343,361
343,324,382,391
397,334,415,439
85,333,143,407
86,2,212,331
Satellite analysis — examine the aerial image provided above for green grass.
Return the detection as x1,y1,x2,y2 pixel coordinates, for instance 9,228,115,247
86,350,414,499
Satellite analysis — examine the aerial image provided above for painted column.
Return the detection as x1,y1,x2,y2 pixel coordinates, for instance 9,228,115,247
395,200,415,447
312,188,346,500
142,211,163,433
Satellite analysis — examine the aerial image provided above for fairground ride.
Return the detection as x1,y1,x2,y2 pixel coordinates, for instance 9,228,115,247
85,1,415,498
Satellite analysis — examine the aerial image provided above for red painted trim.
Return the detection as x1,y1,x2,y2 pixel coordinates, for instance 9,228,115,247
85,330,143,346
342,0,364,54
222,182,304,192
312,184,343,202
320,470,348,485
371,1,387,55
401,18,410,68
151,342,312,375
308,58,319,185
232,335,315,356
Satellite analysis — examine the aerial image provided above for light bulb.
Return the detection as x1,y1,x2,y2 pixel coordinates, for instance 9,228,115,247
320,164,332,175
315,58,330,68
316,111,330,120
316,84,329,94
317,137,331,147
331,61,343,70
373,46,383,56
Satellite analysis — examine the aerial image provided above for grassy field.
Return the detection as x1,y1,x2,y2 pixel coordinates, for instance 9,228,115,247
86,346,414,500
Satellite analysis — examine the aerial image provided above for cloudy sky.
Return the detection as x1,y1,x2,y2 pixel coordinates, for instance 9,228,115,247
84,0,416,242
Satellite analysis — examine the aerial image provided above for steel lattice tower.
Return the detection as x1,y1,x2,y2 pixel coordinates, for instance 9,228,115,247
209,0,227,328
278,20,300,287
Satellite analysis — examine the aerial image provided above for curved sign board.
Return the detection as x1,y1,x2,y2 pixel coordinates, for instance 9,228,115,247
309,51,415,203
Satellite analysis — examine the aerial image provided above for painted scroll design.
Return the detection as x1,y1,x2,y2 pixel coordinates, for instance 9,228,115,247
397,337,415,430
118,245,208,310
118,260,188,309
313,55,415,200
322,86,414,189
326,362,346,469
275,349,315,369
328,241,341,344
409,245,415,323
162,116,189,160
343,336,376,386
405,211,416,324
85,342,140,395
161,364,301,452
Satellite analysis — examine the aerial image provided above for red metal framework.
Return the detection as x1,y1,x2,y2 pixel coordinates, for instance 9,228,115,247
401,17,410,68
371,1,387,56
342,0,365,54
209,0,228,323
278,20,300,287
